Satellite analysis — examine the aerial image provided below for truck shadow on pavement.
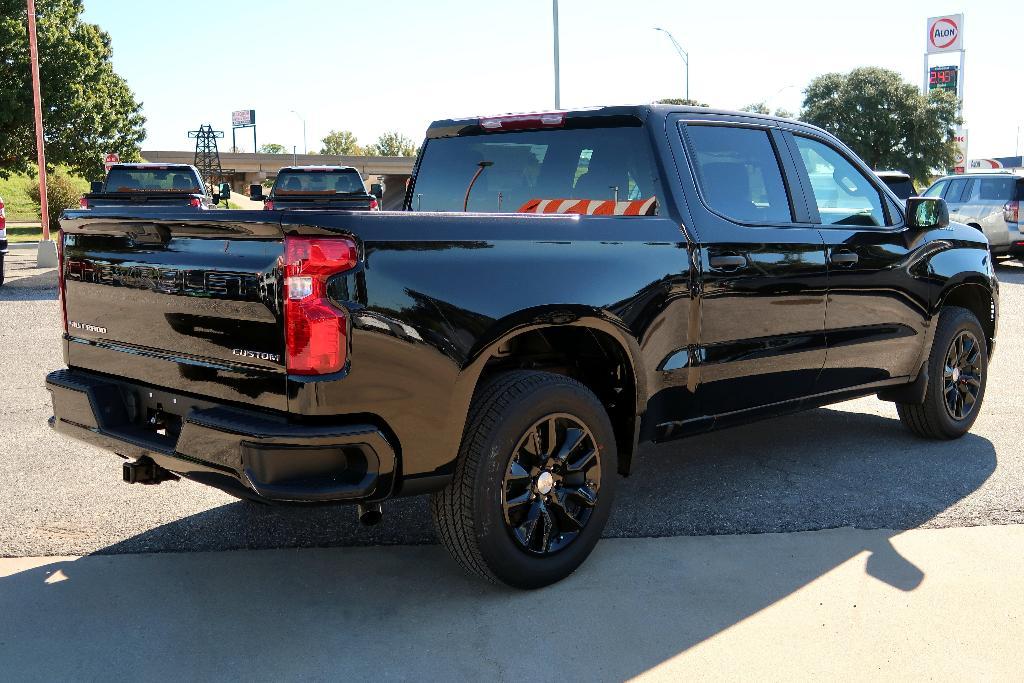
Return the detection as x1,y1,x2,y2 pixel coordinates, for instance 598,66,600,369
0,407,997,679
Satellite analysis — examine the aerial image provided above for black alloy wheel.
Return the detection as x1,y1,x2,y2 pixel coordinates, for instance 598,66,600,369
943,330,983,421
502,414,601,556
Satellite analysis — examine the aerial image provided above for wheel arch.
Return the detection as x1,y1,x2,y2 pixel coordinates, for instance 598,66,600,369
452,308,647,476
937,279,997,356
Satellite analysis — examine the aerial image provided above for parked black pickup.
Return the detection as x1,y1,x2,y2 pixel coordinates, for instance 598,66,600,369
80,163,227,211
48,105,997,588
252,166,381,211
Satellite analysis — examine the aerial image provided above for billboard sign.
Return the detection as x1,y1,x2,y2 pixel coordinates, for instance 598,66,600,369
969,157,1024,170
927,14,963,53
232,109,255,127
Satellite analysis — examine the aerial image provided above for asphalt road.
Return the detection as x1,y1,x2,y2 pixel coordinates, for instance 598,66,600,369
2,244,1022,557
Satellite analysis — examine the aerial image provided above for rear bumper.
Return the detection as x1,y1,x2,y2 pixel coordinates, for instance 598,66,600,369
46,369,397,503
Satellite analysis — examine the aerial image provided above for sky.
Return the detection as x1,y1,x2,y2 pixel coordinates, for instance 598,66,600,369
81,0,1024,160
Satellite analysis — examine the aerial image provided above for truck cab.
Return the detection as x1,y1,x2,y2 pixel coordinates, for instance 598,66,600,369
80,163,221,211
252,166,381,211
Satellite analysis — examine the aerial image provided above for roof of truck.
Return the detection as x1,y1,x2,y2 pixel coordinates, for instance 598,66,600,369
425,103,810,139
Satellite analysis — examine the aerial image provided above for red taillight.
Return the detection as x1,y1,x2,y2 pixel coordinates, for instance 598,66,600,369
78,196,89,209
1004,200,1019,224
368,197,379,211
283,235,358,375
0,198,6,230
57,230,68,333
189,197,202,208
479,111,565,131
264,200,274,211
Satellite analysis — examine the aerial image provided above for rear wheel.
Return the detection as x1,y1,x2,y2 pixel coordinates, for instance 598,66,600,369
897,306,987,439
431,370,616,589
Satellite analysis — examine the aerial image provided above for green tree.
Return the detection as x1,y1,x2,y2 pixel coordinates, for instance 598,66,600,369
657,98,709,107
0,0,146,180
258,143,288,154
741,102,795,118
800,66,961,182
28,166,87,227
320,130,362,155
366,131,417,157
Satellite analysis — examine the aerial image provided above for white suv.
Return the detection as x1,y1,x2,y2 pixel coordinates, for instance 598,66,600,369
923,172,1024,260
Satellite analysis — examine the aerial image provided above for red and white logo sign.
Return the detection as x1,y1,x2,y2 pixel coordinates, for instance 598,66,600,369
927,14,963,53
103,153,120,172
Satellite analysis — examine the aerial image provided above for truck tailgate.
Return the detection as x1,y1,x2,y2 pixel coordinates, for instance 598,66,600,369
59,210,288,410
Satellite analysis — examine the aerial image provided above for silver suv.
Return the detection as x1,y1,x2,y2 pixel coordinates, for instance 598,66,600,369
923,172,1024,260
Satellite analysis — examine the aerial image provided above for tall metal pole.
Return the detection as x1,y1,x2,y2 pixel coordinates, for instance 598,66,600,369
654,28,689,101
290,110,306,155
552,0,560,109
26,0,49,240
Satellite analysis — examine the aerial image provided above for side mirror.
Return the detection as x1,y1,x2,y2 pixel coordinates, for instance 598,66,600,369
907,196,949,229
219,182,232,200
212,193,221,204
90,180,104,193
249,183,264,200
369,182,384,199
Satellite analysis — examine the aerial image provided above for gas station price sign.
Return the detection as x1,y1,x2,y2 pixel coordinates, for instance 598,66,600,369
929,65,958,92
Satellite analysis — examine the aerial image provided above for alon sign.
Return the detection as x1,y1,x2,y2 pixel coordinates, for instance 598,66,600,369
927,14,963,54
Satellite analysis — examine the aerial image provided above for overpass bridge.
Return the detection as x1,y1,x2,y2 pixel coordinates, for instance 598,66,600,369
141,151,416,209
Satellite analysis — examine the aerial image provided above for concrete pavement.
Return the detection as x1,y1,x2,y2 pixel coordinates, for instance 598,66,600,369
1,525,1021,680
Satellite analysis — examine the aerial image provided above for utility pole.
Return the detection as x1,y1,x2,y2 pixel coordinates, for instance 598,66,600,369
26,0,56,265
552,0,561,109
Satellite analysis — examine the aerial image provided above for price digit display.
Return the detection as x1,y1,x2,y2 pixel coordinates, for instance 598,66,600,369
928,66,958,92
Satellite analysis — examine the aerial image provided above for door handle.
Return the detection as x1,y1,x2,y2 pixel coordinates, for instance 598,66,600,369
829,250,859,266
708,254,747,271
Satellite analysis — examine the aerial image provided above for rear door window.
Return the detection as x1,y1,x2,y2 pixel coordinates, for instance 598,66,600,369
684,125,793,223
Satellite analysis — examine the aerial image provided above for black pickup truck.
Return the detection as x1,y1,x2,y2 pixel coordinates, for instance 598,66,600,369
80,163,228,211
251,166,381,211
47,105,997,588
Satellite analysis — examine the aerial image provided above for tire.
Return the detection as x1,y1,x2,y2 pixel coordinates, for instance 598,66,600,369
431,370,617,589
897,306,988,439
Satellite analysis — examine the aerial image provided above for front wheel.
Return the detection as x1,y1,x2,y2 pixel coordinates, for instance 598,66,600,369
431,370,617,589
897,306,988,439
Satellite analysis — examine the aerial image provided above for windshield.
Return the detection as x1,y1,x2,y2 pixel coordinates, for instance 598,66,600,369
409,126,663,214
105,167,201,193
273,169,365,195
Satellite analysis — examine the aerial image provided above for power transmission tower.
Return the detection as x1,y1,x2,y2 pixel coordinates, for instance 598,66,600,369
188,124,225,190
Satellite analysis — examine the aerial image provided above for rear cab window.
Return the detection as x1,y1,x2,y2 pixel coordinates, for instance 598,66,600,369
105,167,201,193
683,124,793,223
409,126,664,214
273,169,366,195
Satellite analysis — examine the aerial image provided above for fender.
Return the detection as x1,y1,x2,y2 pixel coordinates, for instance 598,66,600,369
444,305,648,470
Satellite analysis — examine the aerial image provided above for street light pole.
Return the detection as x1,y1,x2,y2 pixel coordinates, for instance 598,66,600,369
654,27,689,101
26,0,48,241
290,110,306,155
552,0,561,109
